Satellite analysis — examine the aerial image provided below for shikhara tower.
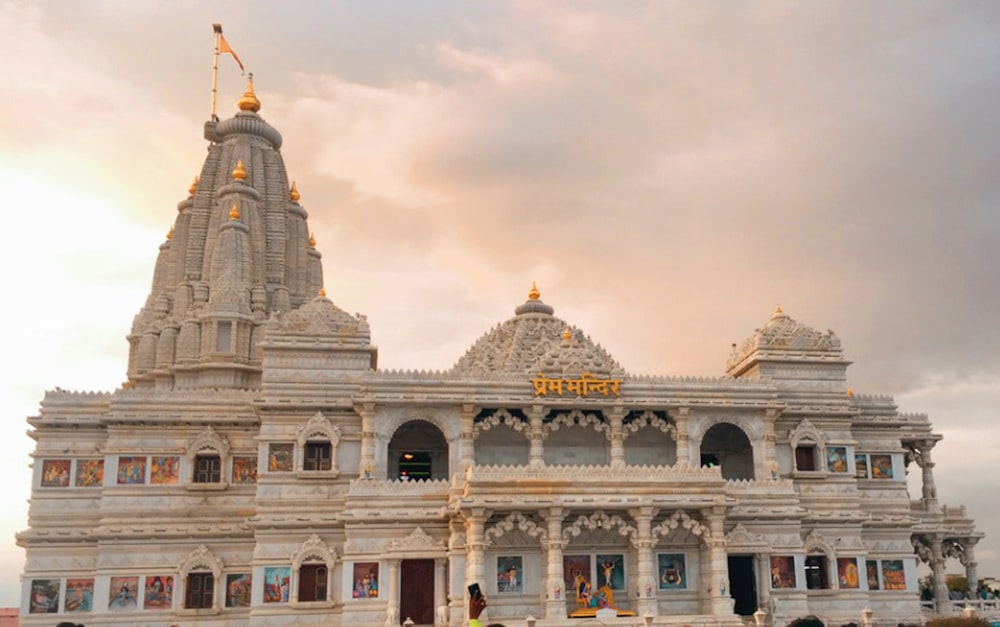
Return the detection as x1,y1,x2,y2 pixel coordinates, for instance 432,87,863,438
19,81,982,627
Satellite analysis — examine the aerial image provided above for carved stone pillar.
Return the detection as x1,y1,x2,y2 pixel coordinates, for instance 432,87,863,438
355,401,376,478
919,443,939,510
964,541,979,595
543,507,567,620
460,403,477,470
529,404,546,467
447,517,467,625
762,409,779,478
630,506,658,616
674,407,690,466
385,558,401,627
464,508,488,621
434,557,447,626
704,506,732,616
930,536,949,609
609,405,625,466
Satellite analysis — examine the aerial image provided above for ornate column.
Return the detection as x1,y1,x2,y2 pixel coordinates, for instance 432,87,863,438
447,517,467,625
528,404,546,466
630,506,659,616
963,541,979,595
930,536,950,609
464,508,488,620
609,405,625,466
460,403,477,470
385,558,401,627
704,506,732,616
762,408,779,478
674,407,690,466
543,507,567,620
355,401,376,478
434,557,448,626
918,442,939,510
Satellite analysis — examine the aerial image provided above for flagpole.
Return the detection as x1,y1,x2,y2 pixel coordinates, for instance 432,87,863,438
211,23,222,121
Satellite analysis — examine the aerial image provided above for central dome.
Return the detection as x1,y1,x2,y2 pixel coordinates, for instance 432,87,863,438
450,285,624,377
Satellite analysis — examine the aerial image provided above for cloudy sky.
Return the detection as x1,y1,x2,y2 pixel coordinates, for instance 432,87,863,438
1,0,998,608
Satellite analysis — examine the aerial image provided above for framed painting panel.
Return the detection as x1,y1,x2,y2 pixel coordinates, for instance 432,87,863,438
837,557,860,589
871,454,893,479
232,456,258,484
226,573,252,608
40,459,71,487
263,567,291,603
64,578,94,612
29,579,59,614
855,454,869,479
352,562,380,598
563,555,592,603
150,456,179,485
827,447,848,473
117,456,147,484
596,554,625,590
770,556,796,589
882,560,905,590
866,560,880,590
658,553,686,590
497,556,523,594
267,444,294,472
75,459,104,487
143,575,173,609
108,576,139,612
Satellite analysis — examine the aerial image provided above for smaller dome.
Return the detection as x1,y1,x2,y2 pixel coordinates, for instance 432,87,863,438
514,283,554,316
269,294,370,341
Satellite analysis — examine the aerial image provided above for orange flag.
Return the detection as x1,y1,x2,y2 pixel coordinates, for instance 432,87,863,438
219,33,245,73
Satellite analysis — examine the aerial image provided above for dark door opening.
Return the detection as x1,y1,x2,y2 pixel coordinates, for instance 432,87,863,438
728,555,757,616
400,559,435,625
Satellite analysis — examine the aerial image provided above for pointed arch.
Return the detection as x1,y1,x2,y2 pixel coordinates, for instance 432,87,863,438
485,512,548,547
562,511,636,543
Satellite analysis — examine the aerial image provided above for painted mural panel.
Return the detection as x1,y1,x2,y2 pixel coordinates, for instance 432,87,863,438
232,456,258,483
267,444,294,472
226,573,252,607
150,456,179,485
882,560,906,590
64,578,94,612
40,459,71,487
770,556,796,589
108,576,139,612
837,557,860,589
352,562,380,598
75,459,104,487
871,454,893,479
117,456,147,484
29,579,59,614
658,553,686,589
497,556,522,594
143,575,173,609
827,446,848,472
596,554,625,590
563,555,592,602
263,567,291,603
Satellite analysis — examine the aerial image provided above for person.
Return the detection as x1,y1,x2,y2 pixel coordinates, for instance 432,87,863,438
469,591,506,627
787,616,825,627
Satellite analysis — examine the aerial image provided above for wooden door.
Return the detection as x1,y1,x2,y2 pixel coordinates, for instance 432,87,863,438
399,559,435,625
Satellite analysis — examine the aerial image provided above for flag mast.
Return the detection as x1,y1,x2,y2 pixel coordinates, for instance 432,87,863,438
211,23,223,121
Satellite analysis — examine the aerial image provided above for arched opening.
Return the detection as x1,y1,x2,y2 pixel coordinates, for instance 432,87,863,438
388,420,449,480
476,426,529,466
700,423,754,480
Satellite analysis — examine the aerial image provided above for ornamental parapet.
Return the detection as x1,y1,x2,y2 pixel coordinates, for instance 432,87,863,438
466,463,723,484
347,477,450,497
724,478,795,495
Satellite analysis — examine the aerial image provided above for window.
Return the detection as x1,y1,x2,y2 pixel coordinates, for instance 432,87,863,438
304,442,332,471
805,555,829,589
700,453,720,468
216,321,232,352
194,455,222,483
398,451,432,480
186,572,214,609
795,446,817,472
298,564,327,602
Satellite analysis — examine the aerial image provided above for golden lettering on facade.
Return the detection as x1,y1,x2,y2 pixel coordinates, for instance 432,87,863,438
530,372,622,397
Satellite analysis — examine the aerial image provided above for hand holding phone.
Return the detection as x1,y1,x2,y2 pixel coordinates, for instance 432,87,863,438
468,583,486,619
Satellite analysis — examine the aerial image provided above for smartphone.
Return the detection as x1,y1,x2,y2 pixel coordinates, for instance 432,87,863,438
468,582,482,599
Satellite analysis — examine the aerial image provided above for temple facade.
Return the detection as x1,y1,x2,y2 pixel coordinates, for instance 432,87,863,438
18,82,982,627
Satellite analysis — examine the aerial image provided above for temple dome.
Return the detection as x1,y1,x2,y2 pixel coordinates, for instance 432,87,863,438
450,287,624,377
267,293,370,341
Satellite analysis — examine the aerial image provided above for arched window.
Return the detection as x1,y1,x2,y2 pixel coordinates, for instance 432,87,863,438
296,413,341,477
699,422,754,480
292,535,337,605
177,545,223,611
388,420,449,480
185,427,230,488
789,420,827,473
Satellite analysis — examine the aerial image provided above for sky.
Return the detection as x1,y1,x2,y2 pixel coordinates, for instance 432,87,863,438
1,0,999,608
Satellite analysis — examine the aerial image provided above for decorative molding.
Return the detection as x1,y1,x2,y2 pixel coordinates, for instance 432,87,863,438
542,409,610,440
562,511,635,543
788,418,826,450
622,411,676,440
387,527,446,554
652,510,711,544
725,524,768,551
185,426,231,459
484,512,548,547
473,409,528,438
291,534,337,570
179,544,224,577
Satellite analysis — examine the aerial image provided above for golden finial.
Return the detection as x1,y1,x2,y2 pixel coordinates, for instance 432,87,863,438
229,203,240,220
188,176,199,196
847,387,854,397
309,232,316,248
563,328,572,341
237,77,261,112
166,226,174,241
528,281,540,300
318,288,326,297
290,181,300,202
775,305,783,315
232,160,247,181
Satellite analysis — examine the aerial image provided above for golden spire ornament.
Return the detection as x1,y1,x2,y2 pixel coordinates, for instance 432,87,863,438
232,160,247,181
528,282,540,301
290,181,300,202
229,203,240,220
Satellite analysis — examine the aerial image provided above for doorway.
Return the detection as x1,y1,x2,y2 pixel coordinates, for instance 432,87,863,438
728,555,758,616
400,559,435,625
